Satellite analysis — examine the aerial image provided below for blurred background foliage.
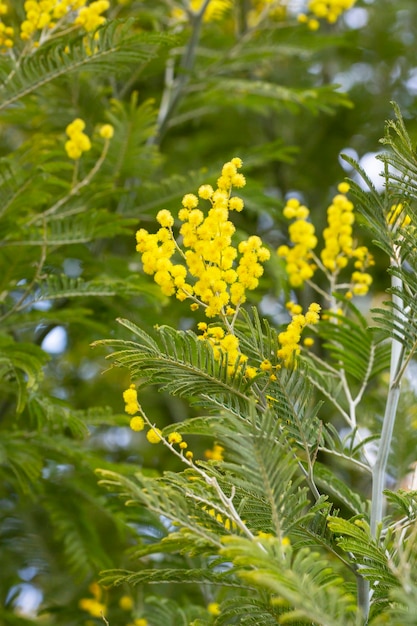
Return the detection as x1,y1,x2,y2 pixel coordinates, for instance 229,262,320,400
1,0,417,624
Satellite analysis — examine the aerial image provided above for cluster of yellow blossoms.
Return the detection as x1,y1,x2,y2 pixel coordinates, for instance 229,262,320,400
298,0,356,30
65,118,91,160
123,384,193,456
277,198,317,288
78,582,106,619
171,0,233,24
205,443,225,461
17,0,109,43
278,183,374,299
64,118,113,159
0,2,13,51
197,322,258,378
135,158,270,319
171,0,286,26
278,302,321,366
79,583,148,625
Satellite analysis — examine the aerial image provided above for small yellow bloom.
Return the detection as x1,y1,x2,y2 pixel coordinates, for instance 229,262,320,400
231,156,243,168
79,598,106,618
198,184,214,199
231,173,246,188
337,182,350,194
99,124,114,139
204,443,224,461
244,365,258,379
119,595,134,610
207,602,221,616
156,209,174,228
182,193,199,209
168,431,183,444
308,18,320,30
130,416,144,431
146,427,162,444
257,530,273,539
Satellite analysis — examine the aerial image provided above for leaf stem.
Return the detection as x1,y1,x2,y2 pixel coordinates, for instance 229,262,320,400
370,265,404,537
151,0,211,143
365,254,406,620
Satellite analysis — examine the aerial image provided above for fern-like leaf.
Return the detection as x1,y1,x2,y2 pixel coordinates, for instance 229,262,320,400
220,535,359,625
0,20,175,111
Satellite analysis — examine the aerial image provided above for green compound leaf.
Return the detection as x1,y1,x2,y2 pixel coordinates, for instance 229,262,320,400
0,20,176,111
0,334,49,412
220,535,359,626
96,321,253,415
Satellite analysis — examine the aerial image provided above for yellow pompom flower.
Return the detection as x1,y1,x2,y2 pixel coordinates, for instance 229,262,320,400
123,384,140,415
300,0,356,29
168,431,183,444
303,337,315,347
207,602,221,616
99,124,114,139
277,303,320,367
75,0,110,32
182,193,199,209
79,597,106,618
119,595,134,611
204,443,224,461
146,427,162,444
157,209,174,228
190,0,233,22
65,118,91,160
130,416,144,432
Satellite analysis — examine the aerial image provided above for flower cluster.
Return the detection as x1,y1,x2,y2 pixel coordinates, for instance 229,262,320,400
0,2,13,51
198,322,241,370
171,0,233,23
278,183,374,298
277,302,321,366
135,159,270,319
75,0,110,31
20,0,109,43
277,198,317,287
79,582,106,619
298,0,356,30
204,442,225,461
197,322,258,379
123,384,140,416
321,183,373,296
123,385,192,456
65,118,92,160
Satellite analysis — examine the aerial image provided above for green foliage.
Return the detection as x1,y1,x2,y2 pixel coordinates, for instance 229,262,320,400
2,1,417,625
